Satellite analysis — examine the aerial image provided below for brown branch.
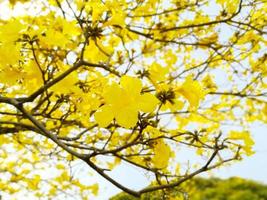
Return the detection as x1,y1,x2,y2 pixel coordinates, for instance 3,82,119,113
1,97,88,159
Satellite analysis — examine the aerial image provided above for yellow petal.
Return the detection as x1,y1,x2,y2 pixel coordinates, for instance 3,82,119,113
103,84,123,105
120,76,142,96
169,99,184,112
139,93,159,113
176,77,205,109
152,139,171,169
104,10,126,27
148,63,169,82
84,40,109,62
94,105,114,127
115,108,138,128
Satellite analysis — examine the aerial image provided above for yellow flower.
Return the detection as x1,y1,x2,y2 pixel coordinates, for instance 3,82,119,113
84,40,110,63
148,62,169,83
152,139,172,169
176,77,205,109
156,83,184,111
228,130,255,156
94,76,159,128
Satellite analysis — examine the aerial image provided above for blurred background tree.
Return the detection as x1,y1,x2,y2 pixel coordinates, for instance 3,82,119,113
111,177,267,200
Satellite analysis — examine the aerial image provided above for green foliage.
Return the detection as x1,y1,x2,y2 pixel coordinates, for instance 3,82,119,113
111,177,267,200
